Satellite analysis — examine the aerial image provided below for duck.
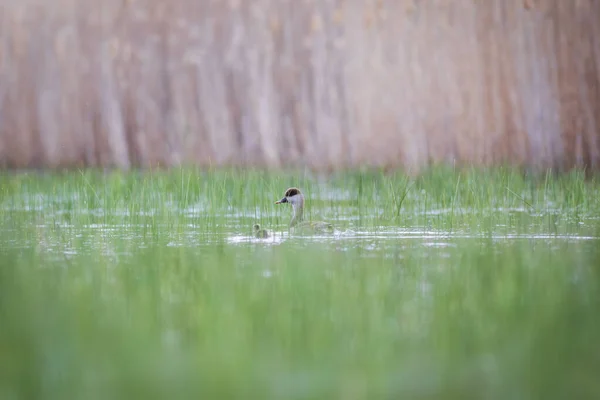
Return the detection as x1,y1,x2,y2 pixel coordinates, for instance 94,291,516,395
253,223,270,239
274,187,334,234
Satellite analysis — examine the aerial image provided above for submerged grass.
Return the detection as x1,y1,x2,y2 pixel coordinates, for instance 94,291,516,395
1,167,600,399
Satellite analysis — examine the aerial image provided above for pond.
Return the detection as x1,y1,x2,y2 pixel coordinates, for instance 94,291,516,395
1,168,599,399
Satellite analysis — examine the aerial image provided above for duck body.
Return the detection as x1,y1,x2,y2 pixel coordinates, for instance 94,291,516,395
291,221,334,235
275,187,334,235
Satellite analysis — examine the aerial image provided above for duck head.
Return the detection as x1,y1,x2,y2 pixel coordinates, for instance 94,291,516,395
274,187,305,227
274,187,303,205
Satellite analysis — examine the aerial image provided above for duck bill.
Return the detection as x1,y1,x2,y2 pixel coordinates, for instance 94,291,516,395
274,197,288,204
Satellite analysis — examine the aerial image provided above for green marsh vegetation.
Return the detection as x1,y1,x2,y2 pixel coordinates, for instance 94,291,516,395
1,167,600,399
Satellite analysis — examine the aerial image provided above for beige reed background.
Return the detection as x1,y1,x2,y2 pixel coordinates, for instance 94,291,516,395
0,0,599,171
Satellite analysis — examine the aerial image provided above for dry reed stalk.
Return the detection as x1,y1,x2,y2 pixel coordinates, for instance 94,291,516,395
0,0,598,171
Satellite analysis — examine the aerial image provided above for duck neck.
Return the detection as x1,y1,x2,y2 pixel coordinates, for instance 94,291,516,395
290,202,304,227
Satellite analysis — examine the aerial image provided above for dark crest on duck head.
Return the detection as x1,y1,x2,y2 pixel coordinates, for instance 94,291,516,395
284,187,301,197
